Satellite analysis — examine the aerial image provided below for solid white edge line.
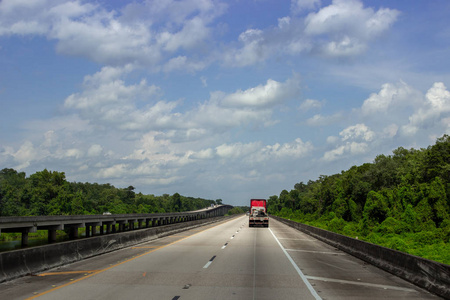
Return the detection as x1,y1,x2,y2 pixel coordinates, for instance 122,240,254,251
269,228,322,300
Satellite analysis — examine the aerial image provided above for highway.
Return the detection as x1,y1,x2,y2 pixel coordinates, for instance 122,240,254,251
0,215,442,299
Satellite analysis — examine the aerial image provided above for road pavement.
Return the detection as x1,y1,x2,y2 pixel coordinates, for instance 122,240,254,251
0,215,442,299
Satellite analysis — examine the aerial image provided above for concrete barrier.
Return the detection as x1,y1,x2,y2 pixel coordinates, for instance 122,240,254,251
0,216,232,283
271,215,450,299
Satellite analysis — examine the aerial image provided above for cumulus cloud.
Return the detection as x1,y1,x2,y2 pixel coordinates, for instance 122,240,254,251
223,29,269,67
320,81,450,163
224,0,399,67
0,0,400,71
361,81,421,115
321,123,373,161
354,81,450,142
304,0,400,57
94,133,313,186
64,71,299,139
221,77,300,108
402,82,450,136
322,141,369,161
0,0,225,70
64,66,166,129
340,123,375,142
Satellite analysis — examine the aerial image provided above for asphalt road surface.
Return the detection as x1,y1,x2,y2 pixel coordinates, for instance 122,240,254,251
0,215,443,299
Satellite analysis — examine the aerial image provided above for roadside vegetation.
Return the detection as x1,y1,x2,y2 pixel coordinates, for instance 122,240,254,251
226,207,246,215
0,170,222,242
268,135,450,265
0,168,222,242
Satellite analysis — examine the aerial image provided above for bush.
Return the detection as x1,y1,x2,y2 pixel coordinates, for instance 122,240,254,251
386,236,409,252
412,230,442,245
328,217,346,233
342,222,359,237
375,217,408,234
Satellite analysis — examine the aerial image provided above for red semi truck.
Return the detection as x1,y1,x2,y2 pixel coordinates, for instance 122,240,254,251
249,199,269,227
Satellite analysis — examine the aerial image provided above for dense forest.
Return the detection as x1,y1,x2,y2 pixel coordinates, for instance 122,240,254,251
0,168,219,216
268,135,450,264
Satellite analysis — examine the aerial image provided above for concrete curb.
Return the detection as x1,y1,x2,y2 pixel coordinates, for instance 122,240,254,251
271,215,450,299
0,215,233,283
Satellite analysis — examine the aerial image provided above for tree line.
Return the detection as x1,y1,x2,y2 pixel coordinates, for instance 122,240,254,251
0,168,219,216
268,135,450,264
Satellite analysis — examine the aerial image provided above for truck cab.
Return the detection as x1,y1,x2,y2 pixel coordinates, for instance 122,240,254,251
249,199,269,227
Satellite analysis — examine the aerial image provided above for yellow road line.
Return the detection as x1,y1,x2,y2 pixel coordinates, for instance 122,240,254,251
38,271,100,276
26,219,231,300
131,246,159,249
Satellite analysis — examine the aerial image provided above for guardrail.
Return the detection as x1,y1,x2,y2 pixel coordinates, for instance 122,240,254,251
0,205,233,247
271,215,450,299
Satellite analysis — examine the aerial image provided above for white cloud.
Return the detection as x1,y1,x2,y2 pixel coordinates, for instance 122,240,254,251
401,82,450,136
319,81,449,164
214,138,313,164
163,56,207,73
11,141,36,169
382,124,399,138
305,0,399,49
224,29,268,67
63,71,299,149
278,17,291,29
321,123,375,162
322,141,369,161
326,136,339,144
304,0,399,57
88,145,103,157
306,112,344,126
158,17,210,52
340,123,375,142
97,163,128,179
0,0,401,72
222,77,300,108
0,0,225,71
361,81,420,115
216,142,260,159
223,0,399,68
299,99,323,111
261,138,313,160
66,148,83,159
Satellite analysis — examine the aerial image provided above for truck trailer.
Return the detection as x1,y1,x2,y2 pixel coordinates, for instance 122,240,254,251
249,199,269,227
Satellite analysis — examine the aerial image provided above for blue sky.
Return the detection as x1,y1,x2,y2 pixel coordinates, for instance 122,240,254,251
1,0,449,206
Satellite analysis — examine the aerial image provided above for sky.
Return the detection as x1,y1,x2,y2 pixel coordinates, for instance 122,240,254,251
1,0,450,206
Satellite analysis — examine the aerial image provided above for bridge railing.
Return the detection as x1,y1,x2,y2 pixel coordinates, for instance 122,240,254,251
0,205,233,247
